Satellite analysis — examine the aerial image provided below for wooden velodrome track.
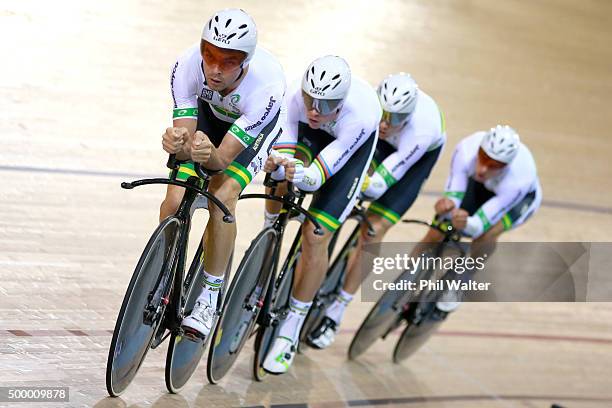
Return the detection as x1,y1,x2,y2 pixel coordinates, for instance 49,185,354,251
1,0,611,407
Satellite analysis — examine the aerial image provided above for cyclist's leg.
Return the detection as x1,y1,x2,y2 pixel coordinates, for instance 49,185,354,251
439,185,541,312
472,184,541,257
344,146,443,295
264,131,376,369
183,106,281,339
160,184,186,221
316,147,443,344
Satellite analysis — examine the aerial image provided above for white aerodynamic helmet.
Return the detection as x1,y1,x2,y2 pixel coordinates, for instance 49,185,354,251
480,125,521,164
202,9,257,64
302,55,351,101
377,73,419,115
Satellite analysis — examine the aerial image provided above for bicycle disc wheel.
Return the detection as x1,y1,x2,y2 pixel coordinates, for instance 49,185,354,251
301,228,358,344
106,217,181,397
347,269,417,361
206,228,277,384
392,305,444,364
164,244,206,394
252,244,297,381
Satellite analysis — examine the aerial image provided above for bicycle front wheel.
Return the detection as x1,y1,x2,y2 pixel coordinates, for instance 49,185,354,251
165,243,206,394
392,304,444,364
206,228,277,384
348,269,416,360
106,217,181,397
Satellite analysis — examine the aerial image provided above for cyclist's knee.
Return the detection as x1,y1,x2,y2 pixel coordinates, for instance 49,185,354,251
361,215,391,244
421,227,444,243
472,223,502,257
160,186,184,219
208,176,241,216
302,219,332,247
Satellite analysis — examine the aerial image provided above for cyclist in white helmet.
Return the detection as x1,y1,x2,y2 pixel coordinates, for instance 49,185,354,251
160,8,286,340
261,55,381,374
306,73,447,350
428,125,542,312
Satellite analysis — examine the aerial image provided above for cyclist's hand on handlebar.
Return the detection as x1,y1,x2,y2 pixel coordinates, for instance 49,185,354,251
162,127,189,154
285,159,304,182
450,208,468,230
264,152,286,173
434,197,455,215
191,131,213,164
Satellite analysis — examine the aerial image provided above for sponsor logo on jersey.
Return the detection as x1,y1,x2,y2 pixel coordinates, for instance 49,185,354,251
346,176,359,199
245,96,277,132
332,128,366,170
201,88,213,101
250,157,263,174
230,94,241,105
391,145,420,173
252,132,265,151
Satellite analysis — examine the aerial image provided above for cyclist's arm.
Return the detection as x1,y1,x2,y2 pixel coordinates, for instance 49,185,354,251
364,134,429,199
171,118,197,160
443,143,470,207
206,84,284,171
169,55,199,160
272,94,299,159
296,120,368,192
464,186,525,237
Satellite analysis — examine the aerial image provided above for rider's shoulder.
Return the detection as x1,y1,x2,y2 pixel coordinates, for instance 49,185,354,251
246,46,285,83
341,76,381,124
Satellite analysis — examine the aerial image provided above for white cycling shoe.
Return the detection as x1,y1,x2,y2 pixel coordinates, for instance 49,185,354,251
262,336,296,374
306,316,337,350
181,297,215,341
436,289,462,312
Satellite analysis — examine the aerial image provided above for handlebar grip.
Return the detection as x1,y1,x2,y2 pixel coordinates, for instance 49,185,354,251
167,154,178,170
193,162,209,180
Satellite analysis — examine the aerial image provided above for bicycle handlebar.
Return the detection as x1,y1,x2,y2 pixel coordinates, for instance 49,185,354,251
402,218,460,239
240,173,325,236
119,154,234,223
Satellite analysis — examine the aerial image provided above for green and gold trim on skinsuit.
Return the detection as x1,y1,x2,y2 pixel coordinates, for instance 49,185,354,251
171,162,204,188
369,157,380,173
224,161,253,191
439,109,447,133
296,142,314,164
476,208,491,232
173,107,199,119
501,213,513,231
273,143,297,156
444,191,465,201
367,202,401,224
375,164,396,187
228,124,255,147
211,104,241,120
309,208,341,232
313,159,328,183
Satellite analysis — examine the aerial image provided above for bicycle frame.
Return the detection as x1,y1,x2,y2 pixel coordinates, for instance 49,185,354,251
121,155,235,345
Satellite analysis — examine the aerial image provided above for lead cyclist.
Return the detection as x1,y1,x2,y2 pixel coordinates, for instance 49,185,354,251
159,8,286,341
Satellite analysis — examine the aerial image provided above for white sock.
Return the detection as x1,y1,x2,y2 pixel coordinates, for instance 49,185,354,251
325,289,354,325
198,270,224,308
263,210,280,229
278,296,312,344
